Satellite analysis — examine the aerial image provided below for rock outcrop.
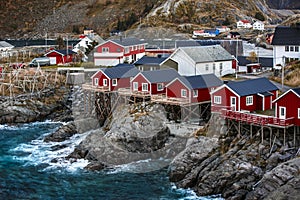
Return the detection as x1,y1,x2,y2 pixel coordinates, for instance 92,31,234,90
68,103,188,171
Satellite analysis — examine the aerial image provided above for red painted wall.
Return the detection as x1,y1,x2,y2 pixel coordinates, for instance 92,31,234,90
110,77,131,91
166,80,189,100
212,87,239,111
92,71,109,88
275,91,300,126
96,41,124,53
131,74,150,93
46,52,73,64
240,95,257,111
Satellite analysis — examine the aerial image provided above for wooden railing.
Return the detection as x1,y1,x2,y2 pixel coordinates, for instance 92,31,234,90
151,94,189,105
220,109,294,127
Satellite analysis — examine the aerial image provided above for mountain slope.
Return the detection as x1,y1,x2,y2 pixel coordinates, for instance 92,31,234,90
0,0,299,39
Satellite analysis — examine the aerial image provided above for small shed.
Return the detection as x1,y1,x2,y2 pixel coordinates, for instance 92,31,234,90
45,49,76,65
273,87,300,126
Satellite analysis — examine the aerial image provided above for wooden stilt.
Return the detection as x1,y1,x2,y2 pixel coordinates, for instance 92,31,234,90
250,124,253,138
284,128,286,147
261,126,264,144
294,126,296,148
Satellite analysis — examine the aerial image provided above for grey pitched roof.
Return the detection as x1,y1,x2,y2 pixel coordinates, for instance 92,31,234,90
237,56,273,68
101,66,139,79
226,77,278,96
134,56,167,66
0,41,14,48
113,63,135,68
111,37,147,47
179,74,223,89
179,45,233,63
141,69,180,83
46,49,76,56
271,26,300,45
292,87,300,96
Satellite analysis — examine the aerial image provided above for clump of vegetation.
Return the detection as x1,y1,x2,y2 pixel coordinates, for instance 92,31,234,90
270,61,300,87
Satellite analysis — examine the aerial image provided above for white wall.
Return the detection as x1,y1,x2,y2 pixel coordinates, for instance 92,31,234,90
273,45,300,68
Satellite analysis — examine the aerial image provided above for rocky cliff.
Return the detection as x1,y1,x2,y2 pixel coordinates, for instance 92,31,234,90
0,0,299,39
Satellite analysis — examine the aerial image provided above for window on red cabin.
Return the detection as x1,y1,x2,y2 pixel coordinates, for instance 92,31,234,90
298,108,300,119
193,90,198,97
94,78,99,86
133,82,138,91
112,79,117,86
214,96,221,104
246,96,253,106
102,47,109,53
103,79,108,86
125,47,129,54
142,83,148,92
181,89,187,98
157,83,164,91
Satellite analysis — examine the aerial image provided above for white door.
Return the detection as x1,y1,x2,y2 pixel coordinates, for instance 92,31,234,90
279,106,286,119
230,96,236,111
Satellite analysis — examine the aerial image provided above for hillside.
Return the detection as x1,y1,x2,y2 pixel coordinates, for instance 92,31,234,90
0,0,299,39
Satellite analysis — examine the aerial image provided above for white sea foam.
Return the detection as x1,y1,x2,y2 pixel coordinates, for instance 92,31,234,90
12,130,92,173
171,184,224,200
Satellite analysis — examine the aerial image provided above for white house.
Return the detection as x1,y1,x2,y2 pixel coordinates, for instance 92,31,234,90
271,26,300,69
73,36,94,53
160,45,235,77
253,21,264,30
0,41,14,51
237,20,252,29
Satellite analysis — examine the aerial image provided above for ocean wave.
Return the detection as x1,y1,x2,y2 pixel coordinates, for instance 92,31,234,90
171,184,224,200
0,120,64,131
12,130,91,173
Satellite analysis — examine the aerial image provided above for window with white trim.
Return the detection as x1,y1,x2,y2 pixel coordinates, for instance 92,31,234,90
103,79,108,86
295,46,299,52
193,90,198,97
214,96,221,104
181,89,187,97
290,46,294,52
157,83,164,91
298,108,300,119
94,78,99,86
112,79,117,86
133,82,138,91
246,96,253,106
142,83,148,92
125,47,129,54
205,64,209,71
102,47,109,53
285,46,289,52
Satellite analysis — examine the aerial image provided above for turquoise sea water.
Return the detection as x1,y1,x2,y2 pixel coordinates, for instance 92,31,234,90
0,122,221,200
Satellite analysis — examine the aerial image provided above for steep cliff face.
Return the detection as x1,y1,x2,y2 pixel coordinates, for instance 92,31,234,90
0,0,298,39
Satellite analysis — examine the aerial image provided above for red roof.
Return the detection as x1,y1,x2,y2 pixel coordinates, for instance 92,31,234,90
241,20,250,24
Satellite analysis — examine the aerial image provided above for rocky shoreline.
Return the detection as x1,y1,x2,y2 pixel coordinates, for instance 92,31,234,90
1,86,299,199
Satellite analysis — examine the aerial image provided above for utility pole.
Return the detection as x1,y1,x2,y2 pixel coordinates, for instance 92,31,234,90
281,56,285,91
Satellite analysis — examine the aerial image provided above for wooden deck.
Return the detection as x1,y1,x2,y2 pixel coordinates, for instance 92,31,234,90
215,107,295,128
82,83,110,92
117,88,151,98
151,94,189,105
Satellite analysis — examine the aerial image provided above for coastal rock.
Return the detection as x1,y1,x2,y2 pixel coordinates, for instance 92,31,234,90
246,157,300,200
68,104,188,169
44,122,77,142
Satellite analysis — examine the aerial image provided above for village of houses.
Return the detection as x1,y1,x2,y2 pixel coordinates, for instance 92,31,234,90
0,19,300,144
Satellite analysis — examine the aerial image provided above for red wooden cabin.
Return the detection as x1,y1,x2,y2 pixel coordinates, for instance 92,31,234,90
45,49,76,65
211,77,278,112
130,69,180,95
166,74,223,104
91,66,139,92
273,87,300,126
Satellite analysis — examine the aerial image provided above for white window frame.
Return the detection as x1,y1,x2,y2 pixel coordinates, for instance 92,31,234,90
125,47,129,54
112,79,117,86
279,106,286,119
157,83,164,91
94,78,99,86
103,79,108,86
193,90,198,97
290,46,294,52
285,46,289,52
102,47,109,53
142,83,148,92
205,64,209,71
295,46,299,52
181,89,187,97
133,82,138,91
298,108,300,119
214,96,221,104
246,96,253,106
